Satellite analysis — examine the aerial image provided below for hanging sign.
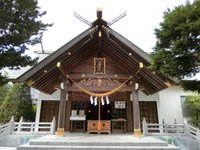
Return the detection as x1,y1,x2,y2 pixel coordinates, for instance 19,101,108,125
115,101,125,109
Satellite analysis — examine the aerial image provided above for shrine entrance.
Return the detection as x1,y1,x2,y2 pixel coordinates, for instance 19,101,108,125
18,8,175,137
69,99,127,134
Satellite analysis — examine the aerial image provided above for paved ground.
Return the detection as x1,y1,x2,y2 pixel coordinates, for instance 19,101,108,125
32,133,166,144
0,133,178,150
0,147,16,150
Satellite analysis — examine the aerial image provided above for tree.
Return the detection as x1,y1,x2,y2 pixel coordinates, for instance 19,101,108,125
185,95,200,127
150,0,200,93
0,84,10,107
0,83,35,123
0,0,52,84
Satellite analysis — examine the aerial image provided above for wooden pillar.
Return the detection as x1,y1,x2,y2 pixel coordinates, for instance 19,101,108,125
65,94,71,131
57,77,68,137
127,96,133,132
97,97,101,132
132,89,141,137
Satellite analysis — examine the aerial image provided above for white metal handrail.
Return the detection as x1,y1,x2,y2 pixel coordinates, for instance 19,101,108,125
142,118,200,141
0,123,10,136
187,124,200,141
14,122,52,133
0,116,56,136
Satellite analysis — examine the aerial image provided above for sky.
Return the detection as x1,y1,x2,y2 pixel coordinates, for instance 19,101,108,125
29,0,192,57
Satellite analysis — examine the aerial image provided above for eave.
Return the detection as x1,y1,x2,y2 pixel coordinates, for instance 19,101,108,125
16,17,176,95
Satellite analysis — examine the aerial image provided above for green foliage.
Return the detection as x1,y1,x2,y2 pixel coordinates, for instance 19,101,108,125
185,95,200,127
150,0,200,92
180,80,200,93
0,83,35,123
32,104,37,119
0,0,52,84
0,84,10,107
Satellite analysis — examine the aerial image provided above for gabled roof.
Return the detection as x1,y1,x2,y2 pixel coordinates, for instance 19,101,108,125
17,10,176,95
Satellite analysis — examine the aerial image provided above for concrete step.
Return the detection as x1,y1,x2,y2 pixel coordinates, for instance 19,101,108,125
18,144,180,150
29,141,168,147
17,134,181,150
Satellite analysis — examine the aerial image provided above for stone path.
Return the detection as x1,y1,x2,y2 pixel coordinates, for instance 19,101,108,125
0,147,16,150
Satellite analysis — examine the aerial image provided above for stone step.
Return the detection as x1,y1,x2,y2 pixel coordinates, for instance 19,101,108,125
28,134,169,147
29,141,168,147
17,134,181,150
18,144,180,150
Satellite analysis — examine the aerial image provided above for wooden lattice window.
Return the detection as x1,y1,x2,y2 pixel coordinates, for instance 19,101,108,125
139,101,158,124
40,101,59,122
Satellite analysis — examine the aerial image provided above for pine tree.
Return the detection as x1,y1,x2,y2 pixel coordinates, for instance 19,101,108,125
0,0,52,84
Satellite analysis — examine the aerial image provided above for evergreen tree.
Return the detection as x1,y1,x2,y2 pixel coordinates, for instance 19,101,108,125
0,0,52,84
185,95,200,127
150,0,200,93
0,83,35,123
0,84,10,107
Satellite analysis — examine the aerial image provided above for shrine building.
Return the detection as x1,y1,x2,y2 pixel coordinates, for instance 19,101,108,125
15,9,188,137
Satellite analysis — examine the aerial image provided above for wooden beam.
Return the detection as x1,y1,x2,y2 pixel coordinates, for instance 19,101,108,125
139,69,166,90
108,28,150,64
127,97,133,132
57,62,66,76
57,77,68,137
106,37,142,66
103,48,132,74
33,69,60,90
65,96,71,131
26,79,35,86
103,38,138,67
131,89,141,137
29,33,93,82
18,29,91,82
63,42,97,72
66,86,132,92
102,43,134,73
67,74,131,79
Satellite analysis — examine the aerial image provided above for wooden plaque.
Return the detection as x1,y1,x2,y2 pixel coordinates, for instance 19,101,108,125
94,58,106,74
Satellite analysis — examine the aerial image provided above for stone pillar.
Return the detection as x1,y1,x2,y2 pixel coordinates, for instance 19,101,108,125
57,77,68,137
132,89,141,137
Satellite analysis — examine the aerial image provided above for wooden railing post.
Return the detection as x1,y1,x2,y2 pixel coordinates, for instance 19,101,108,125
51,116,56,135
142,118,148,136
8,116,14,134
17,116,23,132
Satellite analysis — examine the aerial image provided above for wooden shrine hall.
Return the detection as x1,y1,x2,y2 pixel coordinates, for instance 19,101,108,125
17,9,175,137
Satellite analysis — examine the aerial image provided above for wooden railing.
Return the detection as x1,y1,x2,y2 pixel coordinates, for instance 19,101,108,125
142,118,200,141
0,116,56,136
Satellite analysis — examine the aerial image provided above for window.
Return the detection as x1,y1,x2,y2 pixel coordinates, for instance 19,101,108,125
180,96,192,118
140,101,158,124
